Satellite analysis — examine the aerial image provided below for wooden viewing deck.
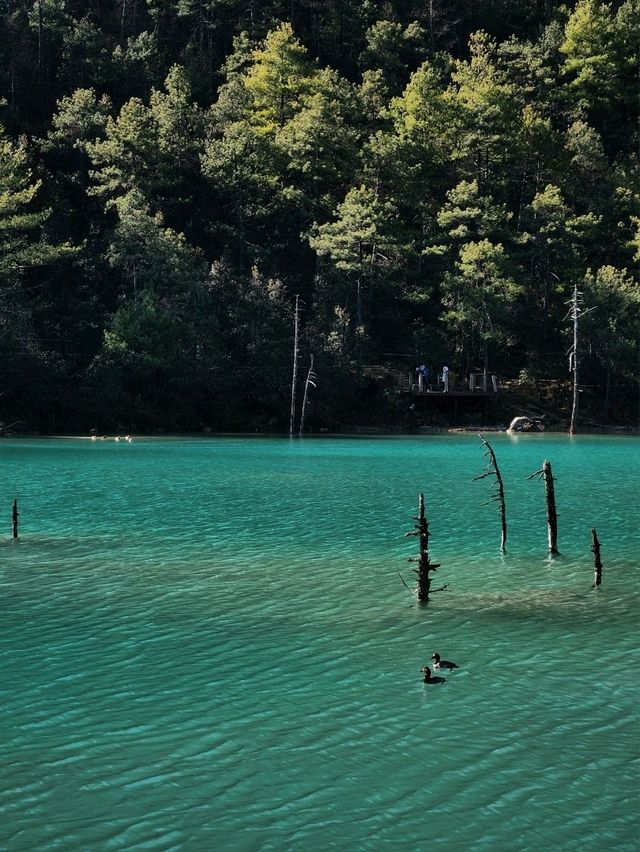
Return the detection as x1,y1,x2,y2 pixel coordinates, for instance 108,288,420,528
362,364,503,424
400,372,501,424
400,371,500,395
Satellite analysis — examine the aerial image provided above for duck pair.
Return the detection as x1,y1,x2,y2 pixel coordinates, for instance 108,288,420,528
420,653,458,684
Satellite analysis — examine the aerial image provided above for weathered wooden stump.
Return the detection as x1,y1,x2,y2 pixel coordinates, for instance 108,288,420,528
591,528,603,588
401,494,448,603
528,460,559,555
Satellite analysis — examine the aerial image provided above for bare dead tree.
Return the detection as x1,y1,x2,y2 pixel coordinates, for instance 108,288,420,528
591,528,603,588
565,282,596,436
0,420,22,436
474,434,507,552
299,355,317,436
289,294,301,437
401,494,448,602
527,460,559,554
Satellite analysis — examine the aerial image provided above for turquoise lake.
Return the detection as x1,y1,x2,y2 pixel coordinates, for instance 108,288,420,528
1,434,638,850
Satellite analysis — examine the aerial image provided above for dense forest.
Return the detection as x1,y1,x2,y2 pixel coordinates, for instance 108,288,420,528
1,0,638,433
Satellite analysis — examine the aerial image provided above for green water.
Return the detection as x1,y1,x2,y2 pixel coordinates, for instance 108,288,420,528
1,435,638,850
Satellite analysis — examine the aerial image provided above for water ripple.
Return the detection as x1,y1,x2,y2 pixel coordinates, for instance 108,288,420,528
0,436,638,850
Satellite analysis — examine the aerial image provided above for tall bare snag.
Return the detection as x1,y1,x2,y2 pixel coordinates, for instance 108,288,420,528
474,435,507,552
527,460,559,554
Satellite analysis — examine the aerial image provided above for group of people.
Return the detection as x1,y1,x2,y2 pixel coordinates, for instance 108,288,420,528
415,363,449,392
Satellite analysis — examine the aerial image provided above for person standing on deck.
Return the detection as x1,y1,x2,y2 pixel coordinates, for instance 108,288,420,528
415,364,429,391
442,365,449,392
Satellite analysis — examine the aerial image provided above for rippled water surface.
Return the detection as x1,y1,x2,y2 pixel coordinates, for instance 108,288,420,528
1,435,638,850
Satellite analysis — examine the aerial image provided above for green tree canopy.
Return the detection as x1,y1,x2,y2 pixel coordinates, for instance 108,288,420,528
0,130,74,276
244,23,315,132
441,239,521,373
87,97,162,202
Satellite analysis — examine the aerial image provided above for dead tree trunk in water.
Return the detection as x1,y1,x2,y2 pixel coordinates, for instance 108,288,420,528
401,494,448,602
12,499,18,539
474,435,507,552
527,460,559,554
591,528,602,588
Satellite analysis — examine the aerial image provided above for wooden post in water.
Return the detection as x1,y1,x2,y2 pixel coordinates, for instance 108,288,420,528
542,460,559,555
474,435,507,552
12,499,18,539
527,460,559,554
401,494,448,602
591,528,602,588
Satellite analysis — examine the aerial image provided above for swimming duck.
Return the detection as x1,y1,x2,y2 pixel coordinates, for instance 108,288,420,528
421,666,446,685
431,653,458,670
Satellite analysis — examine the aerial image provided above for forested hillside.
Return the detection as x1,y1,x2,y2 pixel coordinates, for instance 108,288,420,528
1,0,638,432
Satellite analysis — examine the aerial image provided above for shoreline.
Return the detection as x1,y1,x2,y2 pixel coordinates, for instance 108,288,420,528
1,425,638,440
